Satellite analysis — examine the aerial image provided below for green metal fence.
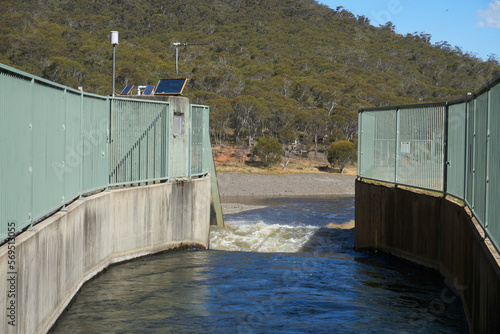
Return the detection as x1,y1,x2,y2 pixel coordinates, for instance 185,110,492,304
358,75,500,252
190,105,210,177
358,104,445,191
0,63,210,243
358,108,397,183
109,98,170,186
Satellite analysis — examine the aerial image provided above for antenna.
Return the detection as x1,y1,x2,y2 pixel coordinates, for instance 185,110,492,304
172,42,210,77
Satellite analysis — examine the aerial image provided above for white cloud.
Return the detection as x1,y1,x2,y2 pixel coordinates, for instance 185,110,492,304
478,0,500,28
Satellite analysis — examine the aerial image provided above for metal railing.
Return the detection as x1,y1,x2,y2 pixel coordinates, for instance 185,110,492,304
358,75,500,252
109,98,170,186
0,63,210,243
190,104,210,178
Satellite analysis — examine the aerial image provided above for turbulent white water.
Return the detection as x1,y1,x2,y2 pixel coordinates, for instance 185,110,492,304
210,221,320,253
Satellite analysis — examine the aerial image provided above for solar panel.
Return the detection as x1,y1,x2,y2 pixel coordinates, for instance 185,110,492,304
120,84,134,95
142,85,155,96
154,78,188,95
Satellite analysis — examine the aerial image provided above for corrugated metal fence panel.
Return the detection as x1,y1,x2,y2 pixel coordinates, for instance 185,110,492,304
32,82,66,221
64,91,83,202
446,102,466,198
0,70,33,239
398,105,445,191
473,93,489,225
359,109,397,183
190,105,208,177
81,96,108,193
109,99,170,186
487,84,500,250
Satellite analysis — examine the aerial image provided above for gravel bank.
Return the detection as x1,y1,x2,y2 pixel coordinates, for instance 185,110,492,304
217,173,356,198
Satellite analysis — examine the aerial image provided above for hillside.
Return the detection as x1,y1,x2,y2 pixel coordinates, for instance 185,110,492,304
1,0,499,151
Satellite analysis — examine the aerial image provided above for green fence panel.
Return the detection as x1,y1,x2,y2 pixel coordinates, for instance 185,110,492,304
398,105,445,191
487,84,500,250
109,98,170,186
190,105,209,177
32,82,66,221
81,96,108,193
0,69,33,239
358,113,366,175
64,91,83,202
358,109,396,183
446,102,466,198
472,93,489,224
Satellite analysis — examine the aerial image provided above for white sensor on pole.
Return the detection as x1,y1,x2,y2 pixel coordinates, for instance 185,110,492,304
111,31,119,45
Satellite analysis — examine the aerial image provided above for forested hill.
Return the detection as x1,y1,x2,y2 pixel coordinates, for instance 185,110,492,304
1,0,499,147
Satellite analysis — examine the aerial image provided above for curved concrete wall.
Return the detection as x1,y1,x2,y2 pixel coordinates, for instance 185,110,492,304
355,179,500,334
0,177,211,334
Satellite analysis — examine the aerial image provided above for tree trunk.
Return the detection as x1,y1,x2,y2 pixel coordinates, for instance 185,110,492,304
282,157,290,170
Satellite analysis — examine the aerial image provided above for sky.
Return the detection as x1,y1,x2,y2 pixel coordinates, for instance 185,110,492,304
318,0,500,61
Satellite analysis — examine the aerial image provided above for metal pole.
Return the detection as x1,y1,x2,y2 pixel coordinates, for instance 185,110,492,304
173,42,209,78
110,31,118,96
175,46,179,77
112,44,116,96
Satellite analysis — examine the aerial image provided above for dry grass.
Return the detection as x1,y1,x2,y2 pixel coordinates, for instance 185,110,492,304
212,145,357,176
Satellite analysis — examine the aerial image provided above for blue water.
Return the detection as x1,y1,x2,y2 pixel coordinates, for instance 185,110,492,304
50,197,468,333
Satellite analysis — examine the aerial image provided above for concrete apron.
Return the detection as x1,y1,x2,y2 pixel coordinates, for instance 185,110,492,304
0,177,211,334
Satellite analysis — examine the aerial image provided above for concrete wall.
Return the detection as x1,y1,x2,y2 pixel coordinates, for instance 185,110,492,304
355,179,500,334
0,177,211,334
169,96,190,179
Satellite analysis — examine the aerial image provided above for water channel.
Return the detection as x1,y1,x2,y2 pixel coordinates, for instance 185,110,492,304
50,196,468,333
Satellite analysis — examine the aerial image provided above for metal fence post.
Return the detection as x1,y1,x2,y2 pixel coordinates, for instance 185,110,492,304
205,106,210,175
472,98,477,212
463,98,469,201
188,105,193,179
61,89,68,210
106,97,111,191
443,102,449,194
79,89,84,198
163,103,169,181
485,87,492,232
29,78,35,227
395,107,400,185
358,111,363,177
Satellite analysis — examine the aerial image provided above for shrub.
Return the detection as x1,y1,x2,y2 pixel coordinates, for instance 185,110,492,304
252,136,283,167
327,141,357,173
